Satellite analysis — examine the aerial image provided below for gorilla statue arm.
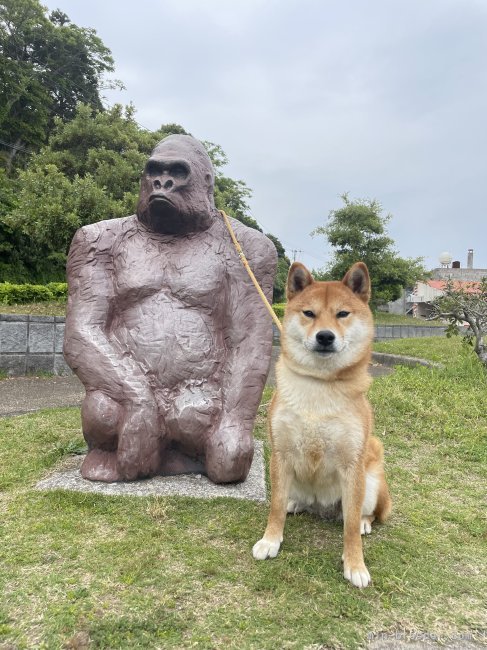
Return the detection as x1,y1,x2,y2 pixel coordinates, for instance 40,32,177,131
64,223,161,480
64,224,153,404
204,219,277,482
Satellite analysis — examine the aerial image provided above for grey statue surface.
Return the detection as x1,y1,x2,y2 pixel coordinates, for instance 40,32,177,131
63,135,277,483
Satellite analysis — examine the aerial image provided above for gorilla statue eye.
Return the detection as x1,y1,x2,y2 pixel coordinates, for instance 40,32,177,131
302,310,315,318
169,163,189,178
337,310,350,318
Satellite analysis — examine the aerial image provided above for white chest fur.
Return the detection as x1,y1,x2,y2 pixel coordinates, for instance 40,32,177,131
272,359,368,506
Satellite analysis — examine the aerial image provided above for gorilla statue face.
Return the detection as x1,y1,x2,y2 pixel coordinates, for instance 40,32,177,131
136,135,216,235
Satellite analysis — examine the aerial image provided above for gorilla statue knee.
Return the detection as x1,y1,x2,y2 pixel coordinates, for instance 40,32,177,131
63,135,277,483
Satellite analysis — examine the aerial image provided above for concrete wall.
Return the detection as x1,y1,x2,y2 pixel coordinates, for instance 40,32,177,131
431,267,487,282
273,323,447,344
0,314,70,377
373,324,446,340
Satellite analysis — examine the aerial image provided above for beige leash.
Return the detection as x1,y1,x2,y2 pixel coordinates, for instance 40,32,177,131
219,209,283,333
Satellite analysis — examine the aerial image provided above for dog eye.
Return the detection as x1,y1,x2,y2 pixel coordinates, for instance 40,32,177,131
337,310,350,318
302,310,315,318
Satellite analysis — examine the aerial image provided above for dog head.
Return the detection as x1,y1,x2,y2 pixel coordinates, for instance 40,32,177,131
281,262,374,378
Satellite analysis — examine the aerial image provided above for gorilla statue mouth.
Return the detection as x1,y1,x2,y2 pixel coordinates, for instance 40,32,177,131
146,195,181,233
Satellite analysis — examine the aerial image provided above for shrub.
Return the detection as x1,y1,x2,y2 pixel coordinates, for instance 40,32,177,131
272,303,286,320
0,282,67,305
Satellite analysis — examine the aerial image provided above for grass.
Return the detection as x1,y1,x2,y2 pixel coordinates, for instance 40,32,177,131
373,312,445,326
0,341,486,648
0,301,66,317
374,334,466,364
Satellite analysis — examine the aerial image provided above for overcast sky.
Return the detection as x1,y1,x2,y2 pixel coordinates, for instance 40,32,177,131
45,0,487,271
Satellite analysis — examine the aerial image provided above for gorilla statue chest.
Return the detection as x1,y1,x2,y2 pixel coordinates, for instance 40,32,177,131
112,217,228,313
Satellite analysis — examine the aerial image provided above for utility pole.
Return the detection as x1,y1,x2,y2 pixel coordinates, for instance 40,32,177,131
290,249,303,262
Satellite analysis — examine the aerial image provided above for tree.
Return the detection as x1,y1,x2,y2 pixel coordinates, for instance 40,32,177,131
312,193,427,307
202,141,290,301
3,104,186,277
265,234,290,302
429,279,487,367
2,103,289,296
0,0,118,169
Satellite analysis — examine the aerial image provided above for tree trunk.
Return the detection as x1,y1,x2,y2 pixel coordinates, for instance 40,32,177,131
476,344,487,368
6,138,23,173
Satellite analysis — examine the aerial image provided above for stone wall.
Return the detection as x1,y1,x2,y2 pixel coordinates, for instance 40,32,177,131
0,314,70,377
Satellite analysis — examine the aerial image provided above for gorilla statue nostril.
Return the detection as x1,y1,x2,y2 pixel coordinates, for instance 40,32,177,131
316,330,336,347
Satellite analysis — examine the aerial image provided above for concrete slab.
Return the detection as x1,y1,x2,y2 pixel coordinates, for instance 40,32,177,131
35,440,267,502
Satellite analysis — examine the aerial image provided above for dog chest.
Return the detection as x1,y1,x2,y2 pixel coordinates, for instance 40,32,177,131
271,401,365,475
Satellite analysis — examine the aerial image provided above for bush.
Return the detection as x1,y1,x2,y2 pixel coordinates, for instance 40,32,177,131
272,303,286,320
0,282,67,305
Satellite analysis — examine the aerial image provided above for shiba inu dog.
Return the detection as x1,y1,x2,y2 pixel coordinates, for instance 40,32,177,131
252,261,391,588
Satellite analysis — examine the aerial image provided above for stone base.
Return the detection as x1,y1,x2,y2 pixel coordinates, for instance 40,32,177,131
35,441,266,502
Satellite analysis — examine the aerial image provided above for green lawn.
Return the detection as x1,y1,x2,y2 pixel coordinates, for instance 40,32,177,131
0,340,486,648
374,334,465,364
0,301,67,317
373,311,445,326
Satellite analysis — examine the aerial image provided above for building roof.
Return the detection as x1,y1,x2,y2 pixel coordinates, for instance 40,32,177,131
425,279,480,294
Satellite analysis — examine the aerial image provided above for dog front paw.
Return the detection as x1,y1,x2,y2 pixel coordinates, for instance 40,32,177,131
343,561,371,588
252,537,281,560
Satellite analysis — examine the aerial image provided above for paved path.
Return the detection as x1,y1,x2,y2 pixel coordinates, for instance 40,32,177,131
0,358,392,418
0,374,84,417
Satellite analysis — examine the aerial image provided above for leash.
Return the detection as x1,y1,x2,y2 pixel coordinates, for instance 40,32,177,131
219,209,283,333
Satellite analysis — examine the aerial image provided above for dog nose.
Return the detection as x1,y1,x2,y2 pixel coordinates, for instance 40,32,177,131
316,330,336,347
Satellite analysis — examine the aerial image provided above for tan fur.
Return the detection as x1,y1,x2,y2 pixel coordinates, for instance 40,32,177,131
253,262,392,588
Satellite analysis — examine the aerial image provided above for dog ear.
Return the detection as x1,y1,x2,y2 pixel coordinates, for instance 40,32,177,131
287,262,314,300
342,262,371,303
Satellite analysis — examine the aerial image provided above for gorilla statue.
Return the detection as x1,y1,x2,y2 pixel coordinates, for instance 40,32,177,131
64,135,277,484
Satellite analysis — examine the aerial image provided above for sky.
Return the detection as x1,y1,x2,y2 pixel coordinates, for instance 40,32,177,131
44,0,487,272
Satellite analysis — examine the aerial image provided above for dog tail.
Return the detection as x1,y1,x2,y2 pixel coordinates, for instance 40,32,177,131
375,480,392,523
367,435,392,523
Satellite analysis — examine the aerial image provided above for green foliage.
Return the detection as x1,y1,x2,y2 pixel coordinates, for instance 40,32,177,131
312,193,427,307
0,281,67,304
272,303,285,319
2,104,185,268
0,0,117,167
263,234,290,302
0,168,67,282
272,257,290,303
311,267,332,281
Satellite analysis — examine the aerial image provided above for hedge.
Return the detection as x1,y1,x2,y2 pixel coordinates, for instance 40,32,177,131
272,303,286,320
0,281,280,311
0,282,68,305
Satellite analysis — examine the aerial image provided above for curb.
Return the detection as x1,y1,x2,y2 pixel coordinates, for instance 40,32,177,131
371,351,444,370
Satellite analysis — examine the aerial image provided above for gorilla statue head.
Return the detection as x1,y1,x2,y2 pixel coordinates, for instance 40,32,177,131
137,135,216,235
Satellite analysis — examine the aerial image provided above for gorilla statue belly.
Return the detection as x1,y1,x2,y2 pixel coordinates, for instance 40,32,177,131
63,135,277,483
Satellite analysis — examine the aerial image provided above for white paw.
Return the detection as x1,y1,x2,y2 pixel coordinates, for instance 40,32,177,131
360,517,372,535
344,563,371,588
252,537,281,560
